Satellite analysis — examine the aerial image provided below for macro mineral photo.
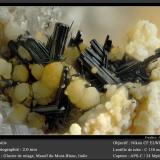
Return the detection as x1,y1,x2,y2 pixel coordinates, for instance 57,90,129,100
0,6,160,135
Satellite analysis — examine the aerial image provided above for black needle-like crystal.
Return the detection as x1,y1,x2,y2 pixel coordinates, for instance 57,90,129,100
103,35,112,68
77,39,120,91
20,38,50,64
9,23,70,64
46,22,70,61
116,49,160,83
8,32,50,64
103,35,112,52
32,66,72,130
68,30,83,52
32,66,70,115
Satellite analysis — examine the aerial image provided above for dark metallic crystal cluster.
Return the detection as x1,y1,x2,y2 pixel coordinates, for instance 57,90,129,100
7,22,160,131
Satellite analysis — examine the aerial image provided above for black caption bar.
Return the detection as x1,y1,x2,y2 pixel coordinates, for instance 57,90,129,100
0,136,160,160
0,0,160,3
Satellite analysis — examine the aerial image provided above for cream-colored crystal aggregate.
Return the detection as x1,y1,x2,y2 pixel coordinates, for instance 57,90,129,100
125,20,160,61
78,86,137,135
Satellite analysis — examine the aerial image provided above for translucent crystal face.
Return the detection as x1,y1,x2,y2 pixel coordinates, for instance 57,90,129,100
0,101,43,135
0,6,62,37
